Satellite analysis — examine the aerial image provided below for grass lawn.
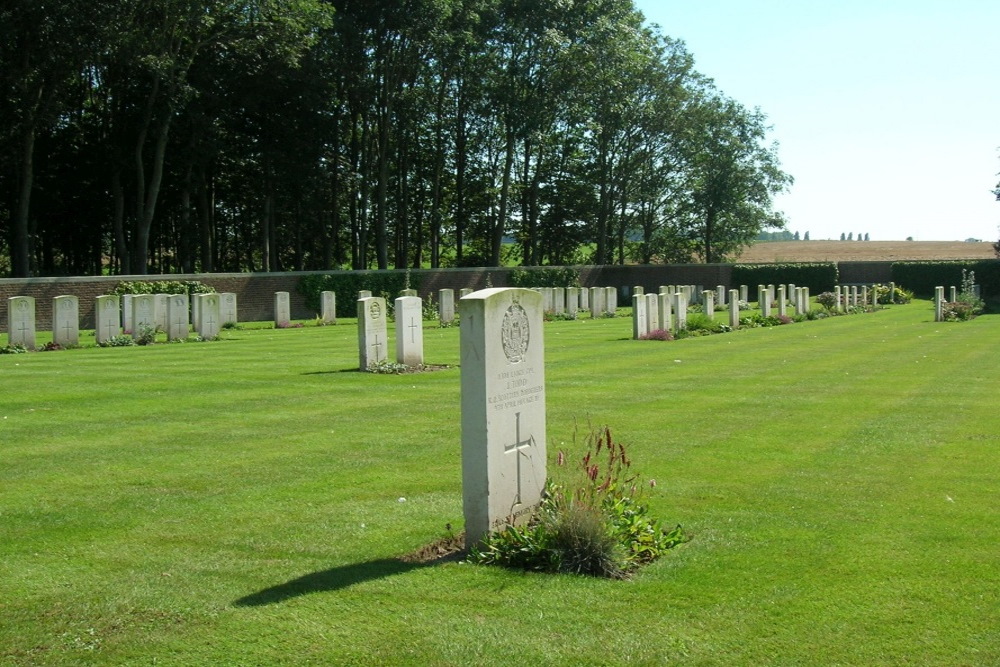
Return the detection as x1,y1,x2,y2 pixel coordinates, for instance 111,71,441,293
2,301,999,665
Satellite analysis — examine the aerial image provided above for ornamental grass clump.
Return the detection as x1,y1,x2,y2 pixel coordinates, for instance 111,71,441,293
470,426,687,579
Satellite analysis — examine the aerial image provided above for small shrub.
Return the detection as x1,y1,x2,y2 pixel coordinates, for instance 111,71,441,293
816,292,838,312
470,426,687,579
98,335,135,348
366,360,410,374
222,321,241,330
0,343,29,354
40,341,64,352
639,329,673,341
134,324,157,346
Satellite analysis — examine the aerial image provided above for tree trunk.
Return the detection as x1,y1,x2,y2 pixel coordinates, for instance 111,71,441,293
12,114,37,277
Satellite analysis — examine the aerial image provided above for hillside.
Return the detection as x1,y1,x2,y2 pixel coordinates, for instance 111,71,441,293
734,240,997,263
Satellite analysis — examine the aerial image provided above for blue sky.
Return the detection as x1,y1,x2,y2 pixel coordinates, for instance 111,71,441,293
632,0,1000,241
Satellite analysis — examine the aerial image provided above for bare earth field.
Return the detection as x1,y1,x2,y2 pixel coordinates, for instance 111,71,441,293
735,240,997,263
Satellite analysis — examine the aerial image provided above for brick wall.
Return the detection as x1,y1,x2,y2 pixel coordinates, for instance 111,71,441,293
0,262,897,330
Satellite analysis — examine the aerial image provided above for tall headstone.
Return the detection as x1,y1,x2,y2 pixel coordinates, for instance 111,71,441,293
220,293,238,326
95,295,121,344
8,296,36,349
657,293,672,332
540,287,554,313
274,291,291,327
579,286,589,310
645,293,658,333
934,286,945,321
605,287,617,315
729,289,740,329
949,286,957,303
460,288,474,298
672,292,687,333
888,282,896,304
716,285,726,307
320,291,336,324
199,293,221,339
52,295,79,347
460,288,546,547
566,287,579,319
703,290,715,321
633,286,644,296
122,294,134,333
761,292,772,318
439,289,456,325
400,289,418,297
132,294,156,335
740,285,749,303
632,294,648,339
154,294,168,332
395,296,424,367
358,296,388,369
757,284,767,310
590,287,604,318
777,286,787,317
167,294,190,341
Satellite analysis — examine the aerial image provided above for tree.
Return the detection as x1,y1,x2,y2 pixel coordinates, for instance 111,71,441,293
804,231,810,240
840,233,846,241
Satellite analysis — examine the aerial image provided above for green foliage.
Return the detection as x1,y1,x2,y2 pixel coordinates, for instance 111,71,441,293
874,284,913,304
508,267,580,288
891,260,1000,298
133,325,157,346
366,360,412,374
731,263,839,298
297,272,413,319
97,335,136,347
0,343,29,354
470,426,687,579
816,291,838,312
112,281,215,297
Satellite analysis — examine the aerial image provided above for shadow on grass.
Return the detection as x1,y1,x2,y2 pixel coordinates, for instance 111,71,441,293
233,558,424,607
300,368,361,375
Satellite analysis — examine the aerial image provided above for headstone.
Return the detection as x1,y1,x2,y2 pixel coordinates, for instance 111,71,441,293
220,292,238,326
540,287,554,313
122,294,134,333
703,290,715,321
566,287,579,319
757,284,766,310
154,294,168,331
460,288,474,298
439,289,455,325
657,293,672,332
460,288,546,547
888,282,896,304
196,293,221,339
934,286,945,321
802,287,810,313
579,286,589,310
851,286,859,307
132,294,156,335
632,294,647,339
320,291,336,324
553,287,566,315
761,292,772,318
949,286,957,303
777,286,787,317
395,296,424,367
8,296,36,349
644,293,658,333
191,293,201,331
95,295,121,344
167,294,190,341
716,285,726,306
740,285,749,303
729,290,740,329
52,295,79,347
633,286,644,296
605,287,617,315
358,296,388,370
274,291,291,327
358,290,373,299
861,286,869,307
590,287,604,318
672,292,687,332
400,289,418,297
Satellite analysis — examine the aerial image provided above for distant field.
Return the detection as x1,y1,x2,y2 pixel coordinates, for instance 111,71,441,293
736,240,996,263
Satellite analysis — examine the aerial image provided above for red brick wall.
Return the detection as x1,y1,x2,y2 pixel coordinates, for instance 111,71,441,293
0,262,895,330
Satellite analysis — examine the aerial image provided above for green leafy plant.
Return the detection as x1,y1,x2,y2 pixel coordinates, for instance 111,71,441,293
0,343,29,354
366,360,411,374
134,324,157,346
508,267,580,288
816,291,838,312
470,426,687,579
97,335,135,348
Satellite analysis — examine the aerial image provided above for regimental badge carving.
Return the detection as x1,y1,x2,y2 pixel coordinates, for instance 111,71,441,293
16,299,28,312
501,296,530,364
370,301,381,319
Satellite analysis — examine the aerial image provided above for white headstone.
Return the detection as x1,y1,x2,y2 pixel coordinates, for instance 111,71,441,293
553,287,566,315
460,288,546,547
703,290,715,321
358,290,373,299
632,294,647,339
672,292,687,332
167,294,190,341
275,291,291,327
439,289,455,325
460,288,474,298
645,293,658,333
122,294,134,333
740,285,749,303
8,296,36,349
395,296,424,367
590,287,604,318
154,294,168,331
934,286,945,321
400,289,418,297
657,293,672,331
729,290,740,328
220,292,238,326
566,287,579,319
52,295,79,347
949,286,957,303
94,295,120,344
358,297,389,369
320,291,336,324
194,294,220,339
777,286,787,317
605,287,617,315
132,295,156,335
579,285,589,310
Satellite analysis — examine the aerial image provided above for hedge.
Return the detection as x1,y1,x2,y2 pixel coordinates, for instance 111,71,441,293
891,260,1000,298
297,271,415,319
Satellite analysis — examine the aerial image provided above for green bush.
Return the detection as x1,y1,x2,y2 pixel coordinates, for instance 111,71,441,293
470,426,687,579
731,263,839,300
891,260,1000,298
298,272,413,319
508,267,580,288
112,280,215,297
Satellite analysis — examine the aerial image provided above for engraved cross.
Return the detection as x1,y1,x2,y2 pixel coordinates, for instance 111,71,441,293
504,412,534,506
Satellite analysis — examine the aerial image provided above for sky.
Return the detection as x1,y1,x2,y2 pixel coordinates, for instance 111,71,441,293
632,0,1000,242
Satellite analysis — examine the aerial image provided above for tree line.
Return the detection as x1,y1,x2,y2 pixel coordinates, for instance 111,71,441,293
0,0,792,278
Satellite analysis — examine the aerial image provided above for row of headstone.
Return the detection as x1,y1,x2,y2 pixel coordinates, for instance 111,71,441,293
754,284,811,315
5,293,238,349
357,295,425,369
